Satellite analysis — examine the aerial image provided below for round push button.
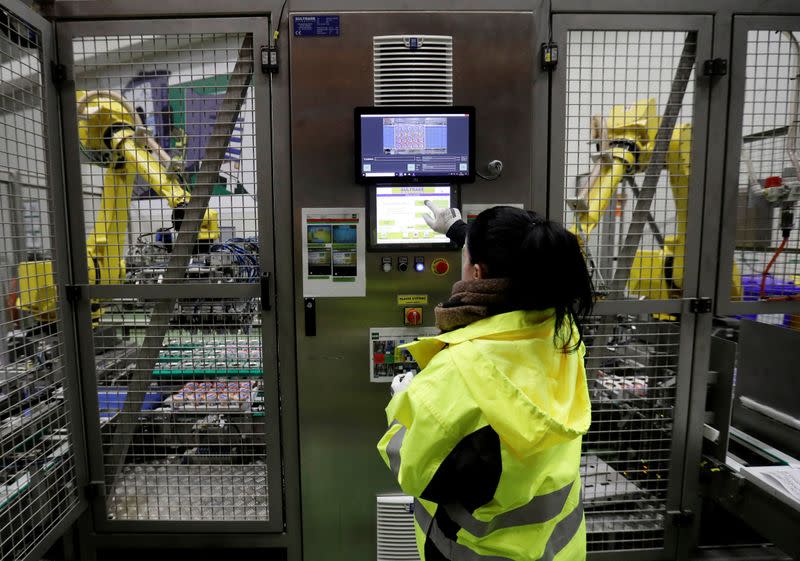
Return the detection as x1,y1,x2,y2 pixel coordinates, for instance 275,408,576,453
405,308,422,326
432,258,450,276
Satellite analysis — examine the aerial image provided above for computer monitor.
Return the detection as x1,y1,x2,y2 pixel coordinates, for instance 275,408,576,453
368,185,460,250
355,106,475,184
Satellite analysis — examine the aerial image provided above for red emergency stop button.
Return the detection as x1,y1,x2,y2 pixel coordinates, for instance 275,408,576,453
432,258,449,276
404,307,422,326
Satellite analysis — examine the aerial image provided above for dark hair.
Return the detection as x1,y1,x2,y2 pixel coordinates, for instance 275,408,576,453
467,206,594,352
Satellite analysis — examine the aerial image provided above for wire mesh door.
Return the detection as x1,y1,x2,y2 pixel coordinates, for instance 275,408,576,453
0,1,86,559
550,14,712,556
718,17,800,321
57,17,282,532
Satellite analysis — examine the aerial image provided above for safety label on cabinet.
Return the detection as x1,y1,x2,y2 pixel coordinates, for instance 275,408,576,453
293,15,340,37
369,327,438,383
397,294,428,306
302,207,366,297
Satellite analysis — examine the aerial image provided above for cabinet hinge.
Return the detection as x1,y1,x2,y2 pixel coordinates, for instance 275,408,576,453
667,509,695,528
690,297,713,314
64,285,81,303
85,481,105,499
703,58,727,77
50,61,67,85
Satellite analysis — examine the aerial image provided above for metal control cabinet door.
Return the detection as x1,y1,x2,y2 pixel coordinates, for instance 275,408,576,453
0,1,87,560
56,17,283,533
290,10,538,561
549,13,713,558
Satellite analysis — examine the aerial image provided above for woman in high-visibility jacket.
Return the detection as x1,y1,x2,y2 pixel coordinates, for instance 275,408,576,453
378,206,593,561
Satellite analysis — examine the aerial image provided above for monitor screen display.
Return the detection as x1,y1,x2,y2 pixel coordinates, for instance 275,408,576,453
355,107,475,184
373,185,453,246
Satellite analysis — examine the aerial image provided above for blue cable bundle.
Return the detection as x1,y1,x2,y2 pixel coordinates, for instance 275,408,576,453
209,237,260,282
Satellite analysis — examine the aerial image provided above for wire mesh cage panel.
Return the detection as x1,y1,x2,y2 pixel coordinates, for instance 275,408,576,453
561,30,697,302
59,19,278,529
581,314,681,552
95,298,268,521
70,32,259,285
731,30,800,305
0,5,80,560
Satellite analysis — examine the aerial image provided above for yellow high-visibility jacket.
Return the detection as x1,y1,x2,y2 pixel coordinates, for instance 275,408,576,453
378,309,591,561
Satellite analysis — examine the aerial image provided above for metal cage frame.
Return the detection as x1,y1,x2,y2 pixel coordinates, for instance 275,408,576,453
717,15,800,316
56,16,285,535
0,1,799,560
548,13,714,559
0,2,88,561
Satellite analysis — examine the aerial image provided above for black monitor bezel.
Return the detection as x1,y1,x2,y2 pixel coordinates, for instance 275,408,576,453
354,105,476,185
367,184,461,251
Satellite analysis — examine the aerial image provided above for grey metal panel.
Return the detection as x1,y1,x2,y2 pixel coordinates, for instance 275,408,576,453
717,299,800,314
588,552,680,561
735,191,773,249
291,11,534,210
2,0,49,28
734,320,800,449
531,0,551,215
675,310,712,559
704,337,737,463
290,11,535,561
43,0,272,19
85,284,260,299
269,1,304,557
677,12,735,557
53,27,116,534
0,1,87,559
55,17,266,36
57,16,285,534
550,12,714,558
665,305,701,528
288,0,534,11
41,0,94,552
42,0,91,500
44,0,536,19
714,15,762,315
551,0,800,15
89,530,292,549
253,11,287,542
706,467,800,560
593,299,683,315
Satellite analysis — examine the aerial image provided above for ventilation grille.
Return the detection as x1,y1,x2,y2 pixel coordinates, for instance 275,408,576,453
373,35,453,106
377,494,419,561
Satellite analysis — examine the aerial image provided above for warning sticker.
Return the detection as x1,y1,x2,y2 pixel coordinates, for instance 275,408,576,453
293,15,340,37
397,294,428,306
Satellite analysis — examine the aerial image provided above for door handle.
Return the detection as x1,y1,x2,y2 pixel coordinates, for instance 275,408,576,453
304,297,316,336
261,272,271,311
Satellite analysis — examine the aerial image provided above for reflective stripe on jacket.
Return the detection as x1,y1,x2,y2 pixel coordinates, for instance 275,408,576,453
377,309,591,561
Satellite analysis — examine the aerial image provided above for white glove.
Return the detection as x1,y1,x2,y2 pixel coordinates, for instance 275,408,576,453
391,371,415,395
423,200,462,235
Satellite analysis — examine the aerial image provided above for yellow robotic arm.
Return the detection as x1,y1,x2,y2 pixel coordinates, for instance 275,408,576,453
76,90,219,284
572,97,743,301
17,90,220,322
573,99,659,239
